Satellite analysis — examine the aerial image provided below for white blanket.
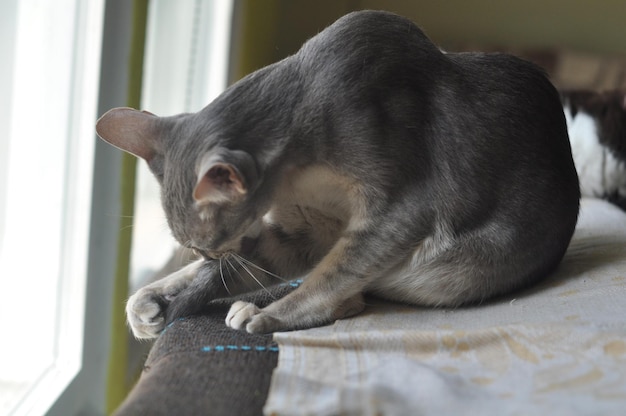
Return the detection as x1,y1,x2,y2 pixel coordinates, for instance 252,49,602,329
265,198,626,415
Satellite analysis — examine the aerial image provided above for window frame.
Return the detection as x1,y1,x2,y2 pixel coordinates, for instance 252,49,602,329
45,1,138,415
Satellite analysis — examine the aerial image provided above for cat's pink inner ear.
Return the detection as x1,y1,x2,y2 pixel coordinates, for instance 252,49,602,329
96,107,158,161
193,162,247,204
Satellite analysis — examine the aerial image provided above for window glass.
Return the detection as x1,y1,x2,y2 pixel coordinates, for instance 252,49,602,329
0,0,103,413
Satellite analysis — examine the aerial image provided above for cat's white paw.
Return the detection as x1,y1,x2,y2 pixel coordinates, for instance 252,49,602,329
126,260,202,339
126,288,168,339
225,301,283,334
225,301,260,330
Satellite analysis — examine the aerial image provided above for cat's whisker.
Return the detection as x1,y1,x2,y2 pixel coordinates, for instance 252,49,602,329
175,246,187,265
172,244,193,266
224,256,254,291
232,254,287,282
219,258,233,296
231,255,274,298
120,225,134,233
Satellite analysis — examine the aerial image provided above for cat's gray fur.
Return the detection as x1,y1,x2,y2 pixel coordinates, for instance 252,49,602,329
96,11,580,337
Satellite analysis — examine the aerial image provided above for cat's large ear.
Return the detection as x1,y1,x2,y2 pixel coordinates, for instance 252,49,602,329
193,149,258,204
96,107,160,162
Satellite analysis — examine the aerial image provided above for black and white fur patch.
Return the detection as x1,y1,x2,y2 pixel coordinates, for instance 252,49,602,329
562,90,626,210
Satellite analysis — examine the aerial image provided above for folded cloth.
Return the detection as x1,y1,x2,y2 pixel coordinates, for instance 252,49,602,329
265,198,626,416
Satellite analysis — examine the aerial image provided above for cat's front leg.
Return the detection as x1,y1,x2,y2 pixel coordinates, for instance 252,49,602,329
226,292,365,334
225,236,369,333
126,259,203,339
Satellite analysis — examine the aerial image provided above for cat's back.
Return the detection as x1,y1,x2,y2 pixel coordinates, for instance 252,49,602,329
445,51,564,122
436,51,574,167
297,10,445,86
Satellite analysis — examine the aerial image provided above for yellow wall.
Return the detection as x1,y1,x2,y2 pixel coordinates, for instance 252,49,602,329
361,0,626,55
231,0,626,80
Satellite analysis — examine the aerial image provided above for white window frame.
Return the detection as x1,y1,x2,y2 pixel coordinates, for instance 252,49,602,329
46,0,141,414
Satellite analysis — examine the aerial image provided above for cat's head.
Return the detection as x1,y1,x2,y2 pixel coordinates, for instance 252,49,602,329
96,107,263,258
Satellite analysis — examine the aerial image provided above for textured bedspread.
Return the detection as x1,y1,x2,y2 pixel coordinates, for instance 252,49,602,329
266,198,626,415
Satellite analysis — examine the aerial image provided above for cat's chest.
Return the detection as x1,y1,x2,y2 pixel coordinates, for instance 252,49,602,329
263,165,366,232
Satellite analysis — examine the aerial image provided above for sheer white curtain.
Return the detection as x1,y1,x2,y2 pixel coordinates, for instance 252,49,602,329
131,0,232,290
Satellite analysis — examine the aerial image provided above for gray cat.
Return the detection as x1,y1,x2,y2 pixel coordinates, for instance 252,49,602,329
96,10,580,338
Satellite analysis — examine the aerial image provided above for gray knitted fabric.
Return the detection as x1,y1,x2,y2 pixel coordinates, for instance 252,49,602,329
114,282,299,416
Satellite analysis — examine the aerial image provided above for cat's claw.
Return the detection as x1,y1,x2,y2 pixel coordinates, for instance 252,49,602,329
126,288,168,339
226,301,282,334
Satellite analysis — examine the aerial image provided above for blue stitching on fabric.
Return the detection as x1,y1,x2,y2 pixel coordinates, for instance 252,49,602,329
280,278,303,288
201,345,279,352
160,317,186,335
